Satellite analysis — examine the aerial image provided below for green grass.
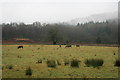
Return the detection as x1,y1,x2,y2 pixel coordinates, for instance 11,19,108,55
57,60,62,65
64,59,70,66
2,45,119,78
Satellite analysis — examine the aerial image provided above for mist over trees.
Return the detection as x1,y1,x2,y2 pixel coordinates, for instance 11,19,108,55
2,20,118,44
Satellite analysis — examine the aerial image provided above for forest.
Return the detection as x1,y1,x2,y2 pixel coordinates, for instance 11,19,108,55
1,20,118,44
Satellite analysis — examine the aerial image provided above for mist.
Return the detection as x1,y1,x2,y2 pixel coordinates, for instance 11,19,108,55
1,0,118,24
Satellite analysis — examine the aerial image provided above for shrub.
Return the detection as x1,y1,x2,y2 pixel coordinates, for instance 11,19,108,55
17,55,22,58
37,59,42,64
114,60,120,67
26,67,32,76
46,60,57,68
43,57,45,60
70,59,80,67
7,65,13,69
84,59,104,68
64,59,69,66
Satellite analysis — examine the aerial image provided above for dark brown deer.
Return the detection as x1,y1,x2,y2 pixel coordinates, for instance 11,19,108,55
59,45,61,47
76,45,80,47
18,45,23,49
65,45,72,48
114,53,115,55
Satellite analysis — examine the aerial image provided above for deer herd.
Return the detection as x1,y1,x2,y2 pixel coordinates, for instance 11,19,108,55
17,44,80,49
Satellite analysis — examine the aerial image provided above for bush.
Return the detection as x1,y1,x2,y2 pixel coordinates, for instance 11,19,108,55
114,60,120,67
7,65,13,69
64,59,69,66
70,59,80,67
43,57,45,60
17,55,22,58
37,59,42,64
46,60,57,68
26,67,32,76
85,59,104,68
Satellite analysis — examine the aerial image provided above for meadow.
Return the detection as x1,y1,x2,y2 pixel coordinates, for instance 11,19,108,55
2,45,119,78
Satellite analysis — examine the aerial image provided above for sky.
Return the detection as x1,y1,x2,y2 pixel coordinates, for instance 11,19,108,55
0,0,119,24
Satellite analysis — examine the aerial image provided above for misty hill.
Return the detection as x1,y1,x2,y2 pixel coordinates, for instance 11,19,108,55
68,11,117,25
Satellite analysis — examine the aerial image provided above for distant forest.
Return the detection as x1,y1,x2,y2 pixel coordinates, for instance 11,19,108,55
2,20,118,44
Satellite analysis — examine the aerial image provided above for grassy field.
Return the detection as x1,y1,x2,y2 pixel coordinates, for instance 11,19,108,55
2,45,119,78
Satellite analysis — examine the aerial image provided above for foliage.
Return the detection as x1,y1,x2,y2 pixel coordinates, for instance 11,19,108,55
70,59,80,67
2,21,118,44
26,67,32,76
37,59,42,64
84,59,104,68
48,28,60,44
46,60,57,68
6,65,13,69
114,60,120,67
96,37,101,44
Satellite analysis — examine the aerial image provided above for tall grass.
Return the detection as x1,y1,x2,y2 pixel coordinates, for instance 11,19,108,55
114,60,120,67
84,59,104,68
37,59,42,64
46,60,57,68
6,65,13,70
70,59,80,67
25,67,32,76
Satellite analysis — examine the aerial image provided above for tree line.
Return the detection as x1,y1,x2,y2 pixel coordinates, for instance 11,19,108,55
1,20,118,44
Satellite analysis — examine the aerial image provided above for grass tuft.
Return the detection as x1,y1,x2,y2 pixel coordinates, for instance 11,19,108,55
25,67,32,76
114,60,120,67
37,59,42,64
46,60,57,68
70,59,80,68
84,59,104,68
6,65,13,69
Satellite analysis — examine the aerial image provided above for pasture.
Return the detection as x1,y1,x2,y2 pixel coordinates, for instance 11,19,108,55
2,45,119,78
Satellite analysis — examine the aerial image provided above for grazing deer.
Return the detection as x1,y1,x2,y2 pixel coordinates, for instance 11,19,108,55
76,45,80,47
65,45,72,48
18,45,23,49
114,53,115,55
59,45,61,48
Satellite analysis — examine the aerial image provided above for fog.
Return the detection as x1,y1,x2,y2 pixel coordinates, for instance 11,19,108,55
0,0,118,24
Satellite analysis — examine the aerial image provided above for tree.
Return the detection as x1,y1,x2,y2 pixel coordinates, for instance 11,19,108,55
48,28,59,45
96,37,101,44
2,20,118,44
66,40,69,44
76,23,80,27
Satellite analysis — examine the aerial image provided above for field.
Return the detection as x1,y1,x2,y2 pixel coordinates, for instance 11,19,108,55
2,45,119,78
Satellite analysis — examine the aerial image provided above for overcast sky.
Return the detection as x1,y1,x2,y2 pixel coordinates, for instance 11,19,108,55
0,0,119,24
